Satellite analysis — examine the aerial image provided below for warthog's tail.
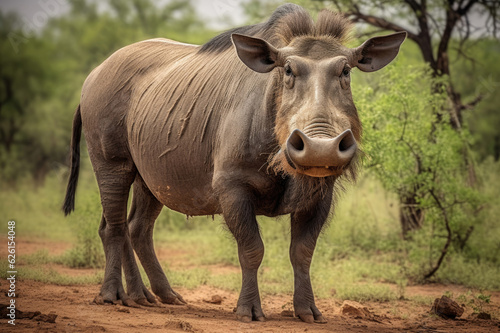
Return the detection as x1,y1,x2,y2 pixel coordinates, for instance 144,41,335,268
62,105,82,216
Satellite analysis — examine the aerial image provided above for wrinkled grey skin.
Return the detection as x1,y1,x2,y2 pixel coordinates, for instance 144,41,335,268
63,4,405,324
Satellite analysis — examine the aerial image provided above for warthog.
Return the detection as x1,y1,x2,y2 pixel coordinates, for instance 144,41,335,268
63,4,405,323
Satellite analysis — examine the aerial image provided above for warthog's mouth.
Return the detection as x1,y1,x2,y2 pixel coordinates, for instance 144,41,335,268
284,148,346,178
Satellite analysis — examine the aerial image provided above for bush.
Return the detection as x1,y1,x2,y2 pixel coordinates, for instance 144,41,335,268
354,62,484,279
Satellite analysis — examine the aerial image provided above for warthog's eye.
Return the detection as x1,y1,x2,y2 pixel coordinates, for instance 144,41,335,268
284,63,295,89
340,65,351,89
342,67,351,77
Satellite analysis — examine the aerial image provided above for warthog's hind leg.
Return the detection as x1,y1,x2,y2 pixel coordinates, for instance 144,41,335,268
128,176,186,305
93,164,138,307
122,197,160,306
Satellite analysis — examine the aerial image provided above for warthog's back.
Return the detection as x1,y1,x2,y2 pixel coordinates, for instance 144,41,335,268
80,38,271,215
79,38,197,163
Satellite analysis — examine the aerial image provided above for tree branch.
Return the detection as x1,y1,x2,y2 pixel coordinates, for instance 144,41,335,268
437,0,479,75
403,0,421,13
458,0,478,15
460,94,484,110
455,226,474,250
356,28,388,39
424,189,452,279
348,11,418,40
402,0,436,69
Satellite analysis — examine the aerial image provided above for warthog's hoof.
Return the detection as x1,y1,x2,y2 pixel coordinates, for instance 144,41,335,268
298,314,327,324
93,281,141,308
128,284,161,307
295,304,327,324
158,289,187,305
135,298,162,307
236,314,266,323
235,303,265,322
93,294,140,308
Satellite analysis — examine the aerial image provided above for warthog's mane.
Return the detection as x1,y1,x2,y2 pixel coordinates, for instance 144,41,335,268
199,3,353,53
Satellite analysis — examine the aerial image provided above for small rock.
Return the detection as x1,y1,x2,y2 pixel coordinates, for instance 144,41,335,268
431,296,464,319
476,312,492,320
341,300,371,318
179,321,193,331
18,311,41,319
165,319,194,332
34,313,58,323
203,295,222,304
280,310,294,317
117,307,130,313
1,304,53,321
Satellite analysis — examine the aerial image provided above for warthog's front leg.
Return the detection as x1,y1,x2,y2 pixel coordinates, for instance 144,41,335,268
289,192,332,324
220,188,265,322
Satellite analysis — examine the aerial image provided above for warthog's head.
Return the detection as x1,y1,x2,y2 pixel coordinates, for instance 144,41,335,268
232,10,405,179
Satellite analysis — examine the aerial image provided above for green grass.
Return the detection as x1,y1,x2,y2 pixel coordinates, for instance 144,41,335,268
0,258,103,285
435,256,500,290
409,295,434,306
335,283,396,302
0,174,75,242
22,249,54,265
0,158,100,243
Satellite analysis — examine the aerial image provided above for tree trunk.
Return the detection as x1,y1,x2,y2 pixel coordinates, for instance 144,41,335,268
399,192,424,238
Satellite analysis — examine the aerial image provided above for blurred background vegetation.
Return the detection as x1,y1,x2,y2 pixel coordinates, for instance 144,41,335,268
1,0,499,299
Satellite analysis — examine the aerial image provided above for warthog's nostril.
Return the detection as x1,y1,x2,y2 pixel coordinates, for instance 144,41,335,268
288,130,305,151
338,130,356,152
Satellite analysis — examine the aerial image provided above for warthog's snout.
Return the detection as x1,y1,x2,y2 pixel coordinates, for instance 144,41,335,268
286,129,357,175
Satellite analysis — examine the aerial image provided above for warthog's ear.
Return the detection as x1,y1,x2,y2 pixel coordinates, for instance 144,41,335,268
352,31,407,72
231,34,280,73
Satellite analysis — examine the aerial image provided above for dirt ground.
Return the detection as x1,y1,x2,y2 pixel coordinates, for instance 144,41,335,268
1,239,499,332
